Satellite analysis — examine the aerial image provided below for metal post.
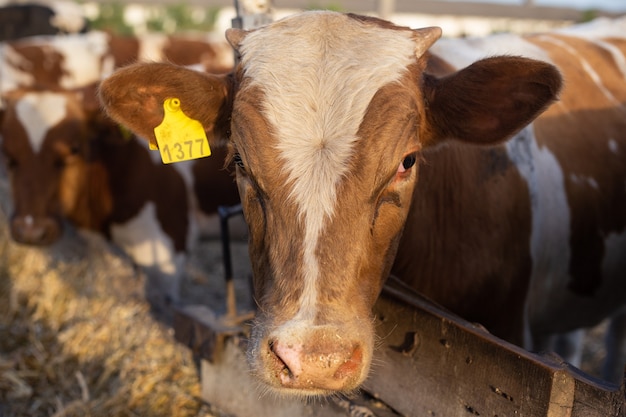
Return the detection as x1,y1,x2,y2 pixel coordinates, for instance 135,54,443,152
231,0,273,31
378,0,396,20
218,204,244,321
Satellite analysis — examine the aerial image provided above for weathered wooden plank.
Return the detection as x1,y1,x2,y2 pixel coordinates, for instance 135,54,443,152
175,278,625,417
366,279,625,417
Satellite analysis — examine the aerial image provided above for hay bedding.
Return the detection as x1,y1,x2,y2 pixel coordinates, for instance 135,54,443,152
0,178,243,417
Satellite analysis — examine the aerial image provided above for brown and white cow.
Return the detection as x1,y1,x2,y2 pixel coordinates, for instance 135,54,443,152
0,30,233,100
98,12,626,395
0,85,240,311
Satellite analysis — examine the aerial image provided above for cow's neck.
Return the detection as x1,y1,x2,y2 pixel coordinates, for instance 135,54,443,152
391,142,533,344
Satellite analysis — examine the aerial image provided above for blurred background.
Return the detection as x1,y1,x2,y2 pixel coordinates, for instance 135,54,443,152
1,0,624,39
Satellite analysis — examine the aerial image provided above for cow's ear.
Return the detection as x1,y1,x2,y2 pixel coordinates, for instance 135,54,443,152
226,28,249,52
421,56,562,147
98,62,232,148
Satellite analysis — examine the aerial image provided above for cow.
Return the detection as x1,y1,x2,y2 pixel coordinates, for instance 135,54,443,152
98,11,626,395
0,30,233,101
0,85,240,312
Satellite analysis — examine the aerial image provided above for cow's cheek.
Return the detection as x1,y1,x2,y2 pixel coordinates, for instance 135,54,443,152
368,181,417,300
237,179,268,299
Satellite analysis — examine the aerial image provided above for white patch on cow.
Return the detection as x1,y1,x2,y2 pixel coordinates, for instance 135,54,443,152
16,92,68,154
430,33,552,69
48,31,111,88
0,45,36,98
555,16,626,40
239,11,417,321
138,33,168,62
48,1,86,33
110,202,177,273
507,125,571,330
609,139,619,154
594,39,626,81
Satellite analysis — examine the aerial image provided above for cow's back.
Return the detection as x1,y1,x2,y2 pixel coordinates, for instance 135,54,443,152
393,17,626,346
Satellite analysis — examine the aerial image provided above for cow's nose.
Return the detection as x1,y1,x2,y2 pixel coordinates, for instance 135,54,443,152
267,334,364,392
11,215,61,245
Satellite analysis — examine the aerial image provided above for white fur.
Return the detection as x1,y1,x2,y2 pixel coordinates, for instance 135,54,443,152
506,126,571,329
16,92,68,154
110,202,178,274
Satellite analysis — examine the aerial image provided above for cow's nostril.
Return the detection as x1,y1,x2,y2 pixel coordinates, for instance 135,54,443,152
334,345,363,379
269,339,300,383
266,336,364,391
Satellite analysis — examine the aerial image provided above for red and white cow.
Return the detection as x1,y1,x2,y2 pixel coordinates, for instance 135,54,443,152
0,85,240,311
0,30,233,98
98,12,626,395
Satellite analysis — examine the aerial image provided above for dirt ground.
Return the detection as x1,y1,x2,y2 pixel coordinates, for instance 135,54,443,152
0,174,614,417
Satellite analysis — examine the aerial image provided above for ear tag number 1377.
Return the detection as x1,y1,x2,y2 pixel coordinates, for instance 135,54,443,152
153,98,211,164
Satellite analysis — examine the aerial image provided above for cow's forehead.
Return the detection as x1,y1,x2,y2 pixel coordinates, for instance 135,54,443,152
234,12,421,324
15,92,69,154
237,11,417,219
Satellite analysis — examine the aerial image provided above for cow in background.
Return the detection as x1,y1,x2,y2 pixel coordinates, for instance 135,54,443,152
0,84,240,313
423,16,626,382
99,12,625,394
0,26,239,313
0,29,234,101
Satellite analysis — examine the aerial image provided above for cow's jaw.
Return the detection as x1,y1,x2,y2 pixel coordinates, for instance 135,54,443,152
230,12,430,395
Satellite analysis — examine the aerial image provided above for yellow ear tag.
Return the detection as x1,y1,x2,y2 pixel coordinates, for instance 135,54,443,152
153,98,211,164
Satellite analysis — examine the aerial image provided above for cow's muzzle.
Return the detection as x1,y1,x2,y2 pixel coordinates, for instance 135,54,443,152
10,214,61,245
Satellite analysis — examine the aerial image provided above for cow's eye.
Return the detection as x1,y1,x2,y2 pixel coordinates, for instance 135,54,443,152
398,153,417,174
402,154,417,170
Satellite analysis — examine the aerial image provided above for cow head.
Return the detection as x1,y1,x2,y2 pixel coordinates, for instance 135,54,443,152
0,85,113,245
98,11,561,396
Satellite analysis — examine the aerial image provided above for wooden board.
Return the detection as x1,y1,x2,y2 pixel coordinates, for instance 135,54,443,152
366,279,625,417
175,278,625,417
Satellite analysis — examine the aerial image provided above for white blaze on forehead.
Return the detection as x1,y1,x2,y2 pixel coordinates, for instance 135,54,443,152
239,12,417,320
16,92,68,154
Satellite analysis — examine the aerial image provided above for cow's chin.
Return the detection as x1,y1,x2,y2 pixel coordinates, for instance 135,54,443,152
247,315,375,398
